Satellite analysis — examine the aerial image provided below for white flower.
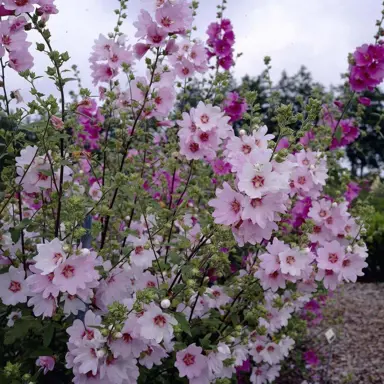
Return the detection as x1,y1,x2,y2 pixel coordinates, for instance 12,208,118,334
34,238,66,275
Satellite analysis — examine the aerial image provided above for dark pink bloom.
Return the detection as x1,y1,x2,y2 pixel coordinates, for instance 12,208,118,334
304,350,319,366
344,181,361,202
133,43,150,60
275,137,289,152
0,5,14,16
333,100,344,110
223,91,247,123
212,158,232,175
358,96,371,106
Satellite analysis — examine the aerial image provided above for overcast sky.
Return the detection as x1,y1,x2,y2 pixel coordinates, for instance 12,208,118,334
7,0,382,101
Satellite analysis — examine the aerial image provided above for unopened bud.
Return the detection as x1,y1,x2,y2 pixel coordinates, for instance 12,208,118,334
160,299,171,309
96,349,106,359
239,129,247,136
114,332,123,339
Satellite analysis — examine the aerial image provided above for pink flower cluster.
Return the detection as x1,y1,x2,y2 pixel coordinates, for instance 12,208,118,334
223,91,248,123
206,18,235,70
349,44,384,92
76,98,105,150
177,101,233,160
0,16,33,72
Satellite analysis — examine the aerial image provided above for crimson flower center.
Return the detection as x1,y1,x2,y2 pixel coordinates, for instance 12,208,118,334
213,290,221,297
161,17,172,27
147,281,156,288
53,252,63,264
62,264,75,278
251,198,262,208
9,280,21,293
231,199,241,213
252,175,265,188
199,132,209,142
16,0,29,5
342,259,351,267
267,346,275,352
319,209,327,217
328,253,338,264
152,35,162,44
182,67,190,75
153,315,167,327
242,144,252,154
123,333,133,343
200,114,209,124
183,353,195,366
256,345,264,353
189,142,199,153
135,246,144,255
38,172,49,181
286,255,296,265
298,176,306,185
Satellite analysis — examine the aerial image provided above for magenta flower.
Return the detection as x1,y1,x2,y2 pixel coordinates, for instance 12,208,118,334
223,91,248,123
304,350,319,366
344,181,361,202
358,96,371,106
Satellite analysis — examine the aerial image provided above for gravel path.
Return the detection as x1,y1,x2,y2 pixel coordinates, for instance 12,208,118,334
323,283,384,384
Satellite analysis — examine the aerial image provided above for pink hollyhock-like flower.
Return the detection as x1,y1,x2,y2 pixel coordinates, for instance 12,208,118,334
238,161,279,199
208,182,244,225
259,342,282,365
155,0,192,33
61,293,87,316
26,265,60,298
110,319,146,359
259,238,288,274
50,115,64,130
232,219,277,246
0,266,28,305
174,57,195,78
241,192,287,228
175,343,208,380
317,240,345,272
0,22,30,52
36,356,55,375
146,22,167,47
67,310,103,346
53,253,99,295
34,238,66,275
4,0,35,13
212,158,231,175
279,248,312,277
139,343,168,368
89,182,102,201
36,0,58,16
9,49,34,72
90,63,116,86
255,268,286,292
344,181,361,203
223,92,248,123
133,42,150,59
99,356,140,384
128,235,156,270
9,15,27,33
28,294,56,318
194,101,223,132
72,339,102,376
134,9,154,39
137,303,177,343
205,285,231,309
316,268,339,290
338,253,367,282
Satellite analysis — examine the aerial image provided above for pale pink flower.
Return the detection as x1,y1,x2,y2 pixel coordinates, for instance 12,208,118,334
205,286,231,309
67,310,103,346
4,0,35,13
26,265,59,298
100,356,139,384
139,343,168,368
238,162,279,199
89,182,102,201
252,126,275,149
137,303,177,343
194,102,222,132
34,238,66,275
53,253,99,295
9,49,34,72
241,192,287,228
338,253,367,282
316,268,339,290
36,356,55,375
134,10,153,39
260,342,282,364
174,57,195,78
50,115,64,130
28,294,56,318
208,182,244,225
317,240,345,272
129,236,156,270
146,22,167,47
175,343,208,380
279,248,312,277
155,1,192,33
255,268,286,292
61,293,87,316
0,266,28,305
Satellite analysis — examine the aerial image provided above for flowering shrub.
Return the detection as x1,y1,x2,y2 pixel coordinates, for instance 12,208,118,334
0,0,379,383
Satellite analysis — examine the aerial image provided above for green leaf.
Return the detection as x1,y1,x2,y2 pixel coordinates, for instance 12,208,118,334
36,43,45,52
334,125,342,142
29,346,53,358
9,228,20,243
173,312,192,336
4,317,41,345
43,323,54,347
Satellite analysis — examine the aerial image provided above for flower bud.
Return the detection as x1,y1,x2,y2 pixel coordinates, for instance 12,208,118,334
96,349,106,359
239,129,247,136
50,115,64,130
332,202,338,208
160,299,171,309
114,332,123,339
